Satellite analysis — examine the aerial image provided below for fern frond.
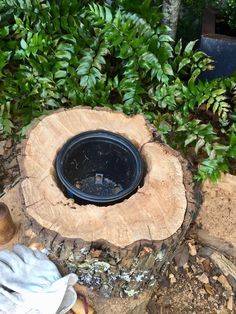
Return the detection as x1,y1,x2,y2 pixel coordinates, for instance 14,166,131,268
88,3,113,25
119,59,144,112
76,42,109,90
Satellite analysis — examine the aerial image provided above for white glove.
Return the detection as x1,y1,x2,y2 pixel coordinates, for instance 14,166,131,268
0,244,78,314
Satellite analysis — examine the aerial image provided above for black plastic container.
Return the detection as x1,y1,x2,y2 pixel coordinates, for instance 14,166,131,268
56,130,144,205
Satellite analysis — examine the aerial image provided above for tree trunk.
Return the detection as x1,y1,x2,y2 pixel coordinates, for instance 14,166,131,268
162,0,181,40
18,107,200,313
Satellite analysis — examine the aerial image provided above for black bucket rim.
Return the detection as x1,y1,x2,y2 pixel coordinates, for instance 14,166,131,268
56,130,144,204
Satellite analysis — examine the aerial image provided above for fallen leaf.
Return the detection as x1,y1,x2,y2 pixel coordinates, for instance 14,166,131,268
204,283,215,295
202,258,211,273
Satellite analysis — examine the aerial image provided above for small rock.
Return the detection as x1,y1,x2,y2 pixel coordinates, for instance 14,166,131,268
199,288,206,295
217,275,232,292
198,246,213,258
227,274,236,293
183,263,189,270
198,273,209,284
188,242,197,256
169,273,176,284
5,139,12,149
3,147,13,159
191,265,197,273
208,296,215,302
227,296,233,311
5,158,18,170
24,229,36,238
174,243,189,267
0,141,6,155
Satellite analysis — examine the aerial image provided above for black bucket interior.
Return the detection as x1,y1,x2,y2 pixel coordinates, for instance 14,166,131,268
56,130,144,205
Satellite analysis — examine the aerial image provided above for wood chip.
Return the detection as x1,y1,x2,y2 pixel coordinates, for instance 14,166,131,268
191,265,197,273
198,273,209,284
28,242,45,251
202,258,211,273
210,251,236,281
204,283,215,295
227,296,233,311
90,249,102,258
188,242,197,256
217,274,232,292
169,273,177,284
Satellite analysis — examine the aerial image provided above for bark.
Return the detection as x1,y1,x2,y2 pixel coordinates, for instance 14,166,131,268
162,0,181,40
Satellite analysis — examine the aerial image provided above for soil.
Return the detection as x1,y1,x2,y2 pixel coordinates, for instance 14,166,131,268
197,175,236,248
75,176,123,196
0,136,235,313
148,234,236,314
0,138,20,195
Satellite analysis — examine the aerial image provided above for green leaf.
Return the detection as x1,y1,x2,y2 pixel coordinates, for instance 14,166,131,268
206,97,214,109
55,50,72,60
163,64,174,76
159,35,173,42
178,58,191,72
20,38,28,50
57,43,75,53
184,134,197,146
212,89,225,97
0,26,9,37
213,102,219,114
192,51,207,62
54,61,69,70
54,70,67,78
105,6,112,22
184,40,197,55
174,40,182,55
230,133,236,146
195,138,205,154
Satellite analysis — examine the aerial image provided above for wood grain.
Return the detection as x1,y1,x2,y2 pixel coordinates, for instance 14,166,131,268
20,107,187,246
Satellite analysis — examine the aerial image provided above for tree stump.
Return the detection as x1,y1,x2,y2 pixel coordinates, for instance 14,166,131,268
19,107,200,311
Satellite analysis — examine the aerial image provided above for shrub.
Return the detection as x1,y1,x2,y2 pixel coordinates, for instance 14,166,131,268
0,0,235,181
213,0,236,30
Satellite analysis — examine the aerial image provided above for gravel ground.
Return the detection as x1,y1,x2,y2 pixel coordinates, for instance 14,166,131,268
147,233,236,313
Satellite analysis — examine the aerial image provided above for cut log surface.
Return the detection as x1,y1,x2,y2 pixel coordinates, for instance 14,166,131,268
19,107,199,299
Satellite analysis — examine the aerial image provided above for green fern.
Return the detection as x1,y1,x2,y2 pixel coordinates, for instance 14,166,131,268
77,43,109,90
0,0,235,182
